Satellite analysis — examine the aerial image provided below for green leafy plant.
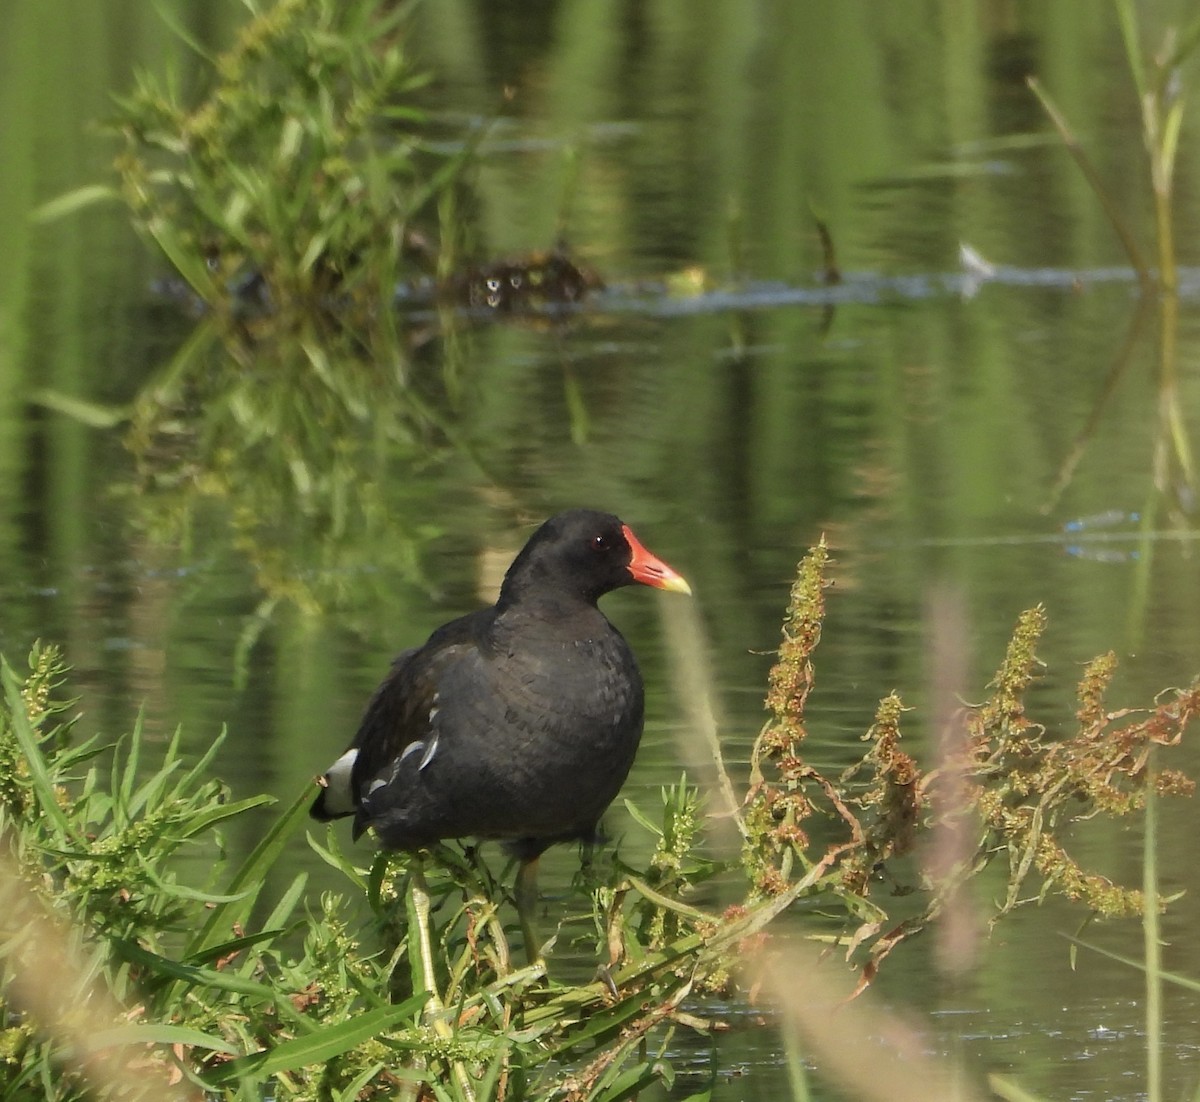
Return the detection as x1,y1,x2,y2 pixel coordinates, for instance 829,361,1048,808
0,539,1194,1099
111,0,471,322
737,543,1197,992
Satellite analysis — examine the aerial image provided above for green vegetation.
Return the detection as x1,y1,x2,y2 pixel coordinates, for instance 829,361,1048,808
1030,0,1200,294
33,0,592,656
111,0,466,327
35,0,487,654
113,321,453,685
1029,1,1200,615
0,544,1192,1099
9,1,1200,1099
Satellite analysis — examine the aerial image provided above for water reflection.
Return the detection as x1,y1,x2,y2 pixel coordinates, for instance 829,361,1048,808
7,1,1200,1099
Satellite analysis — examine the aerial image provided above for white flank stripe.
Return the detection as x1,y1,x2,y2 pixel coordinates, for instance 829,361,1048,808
418,733,439,771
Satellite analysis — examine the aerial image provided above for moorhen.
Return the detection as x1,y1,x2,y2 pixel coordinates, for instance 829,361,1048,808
311,509,691,959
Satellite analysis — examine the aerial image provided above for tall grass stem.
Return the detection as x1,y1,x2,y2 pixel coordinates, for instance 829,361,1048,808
1142,752,1162,1102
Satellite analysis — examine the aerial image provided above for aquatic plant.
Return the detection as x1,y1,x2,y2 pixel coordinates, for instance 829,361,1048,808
1029,2,1200,632
111,0,468,323
0,540,1193,1099
736,546,1197,996
1028,1,1200,294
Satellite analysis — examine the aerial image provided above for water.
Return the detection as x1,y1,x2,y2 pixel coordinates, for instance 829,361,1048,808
5,2,1200,1098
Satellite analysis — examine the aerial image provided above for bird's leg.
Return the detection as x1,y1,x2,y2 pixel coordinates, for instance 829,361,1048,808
407,855,442,1012
514,857,542,966
405,854,478,1102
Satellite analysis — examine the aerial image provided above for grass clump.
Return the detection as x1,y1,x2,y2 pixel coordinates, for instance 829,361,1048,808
111,0,467,325
0,645,411,1099
29,5,489,658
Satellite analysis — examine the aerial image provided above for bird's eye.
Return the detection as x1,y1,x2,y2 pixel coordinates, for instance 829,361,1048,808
591,533,611,552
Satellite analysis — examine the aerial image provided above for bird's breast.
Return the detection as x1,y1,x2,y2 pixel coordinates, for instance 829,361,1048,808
494,633,642,739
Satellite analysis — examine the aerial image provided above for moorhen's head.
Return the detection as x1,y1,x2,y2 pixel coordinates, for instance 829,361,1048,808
498,509,691,608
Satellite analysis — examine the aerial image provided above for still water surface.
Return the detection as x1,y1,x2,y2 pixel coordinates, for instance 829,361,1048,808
5,2,1200,1098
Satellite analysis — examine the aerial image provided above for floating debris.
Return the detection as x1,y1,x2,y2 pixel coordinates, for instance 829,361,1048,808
1062,509,1141,533
958,241,997,279
443,248,602,312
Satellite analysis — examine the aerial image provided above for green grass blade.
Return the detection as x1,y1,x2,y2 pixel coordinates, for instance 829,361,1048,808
205,999,425,1085
1114,0,1148,98
1063,935,1200,994
1143,768,1162,1102
148,0,217,60
177,794,277,839
257,872,308,936
542,975,689,1057
80,1024,240,1056
1026,75,1154,287
621,798,662,837
184,928,289,967
307,828,369,892
1160,98,1186,198
174,724,229,791
135,853,254,904
590,1058,662,1102
1163,10,1200,74
989,1074,1053,1102
186,782,315,957
25,390,131,428
333,1062,388,1101
625,875,715,925
112,938,293,1005
115,716,143,813
472,1049,509,1102
29,185,121,224
145,218,222,303
782,1019,811,1102
1,660,73,842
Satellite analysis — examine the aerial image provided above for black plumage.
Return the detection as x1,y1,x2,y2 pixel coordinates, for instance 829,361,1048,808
311,509,691,865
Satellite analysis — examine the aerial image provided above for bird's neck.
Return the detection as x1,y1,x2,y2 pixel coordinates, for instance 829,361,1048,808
497,565,599,613
493,585,607,634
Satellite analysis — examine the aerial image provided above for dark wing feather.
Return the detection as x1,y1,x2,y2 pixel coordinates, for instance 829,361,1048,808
309,646,420,822
310,609,491,825
347,609,489,814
